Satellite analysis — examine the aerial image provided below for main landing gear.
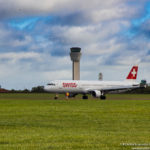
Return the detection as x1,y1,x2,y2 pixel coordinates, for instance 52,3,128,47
82,95,88,99
82,94,106,100
54,94,58,99
100,95,106,100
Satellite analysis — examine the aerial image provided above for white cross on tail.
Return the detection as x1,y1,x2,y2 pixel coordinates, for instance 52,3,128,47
131,69,136,77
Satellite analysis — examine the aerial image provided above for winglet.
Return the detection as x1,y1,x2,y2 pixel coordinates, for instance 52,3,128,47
126,66,138,80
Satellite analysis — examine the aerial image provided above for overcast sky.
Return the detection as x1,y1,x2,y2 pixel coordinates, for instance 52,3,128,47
0,0,150,89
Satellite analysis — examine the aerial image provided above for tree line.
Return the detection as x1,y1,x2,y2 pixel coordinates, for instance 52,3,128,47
10,86,46,93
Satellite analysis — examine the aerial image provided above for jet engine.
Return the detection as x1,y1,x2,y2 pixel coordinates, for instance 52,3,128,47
91,90,102,98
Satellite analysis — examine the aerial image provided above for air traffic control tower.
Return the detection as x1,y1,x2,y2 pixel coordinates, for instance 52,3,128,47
70,47,82,80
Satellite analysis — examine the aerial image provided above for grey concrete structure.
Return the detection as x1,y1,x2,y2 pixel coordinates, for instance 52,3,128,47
70,47,82,80
99,73,103,80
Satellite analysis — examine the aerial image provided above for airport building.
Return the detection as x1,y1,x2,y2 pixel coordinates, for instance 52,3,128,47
99,73,103,80
70,47,82,80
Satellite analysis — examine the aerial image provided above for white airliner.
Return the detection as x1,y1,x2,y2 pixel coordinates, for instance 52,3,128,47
44,66,145,99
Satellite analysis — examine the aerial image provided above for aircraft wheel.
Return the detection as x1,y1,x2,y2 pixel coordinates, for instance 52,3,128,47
82,95,88,99
54,94,58,100
54,97,58,100
100,95,106,100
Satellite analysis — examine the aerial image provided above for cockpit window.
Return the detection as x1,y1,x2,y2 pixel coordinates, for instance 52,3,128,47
47,83,55,86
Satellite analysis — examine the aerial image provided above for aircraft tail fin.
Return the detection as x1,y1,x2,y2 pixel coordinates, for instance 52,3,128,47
126,66,138,80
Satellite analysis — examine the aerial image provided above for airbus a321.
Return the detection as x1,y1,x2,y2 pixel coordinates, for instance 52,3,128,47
44,66,146,99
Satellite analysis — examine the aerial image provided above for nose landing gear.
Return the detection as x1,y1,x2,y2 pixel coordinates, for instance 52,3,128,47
54,94,58,99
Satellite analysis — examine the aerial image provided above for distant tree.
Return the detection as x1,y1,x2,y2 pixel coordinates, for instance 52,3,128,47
10,89,17,93
124,86,150,94
31,86,45,93
10,89,30,93
22,89,30,93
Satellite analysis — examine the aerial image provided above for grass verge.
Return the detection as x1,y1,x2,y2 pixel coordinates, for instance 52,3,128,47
0,93,150,150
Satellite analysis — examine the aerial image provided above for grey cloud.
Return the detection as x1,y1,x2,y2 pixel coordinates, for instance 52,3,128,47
0,0,144,20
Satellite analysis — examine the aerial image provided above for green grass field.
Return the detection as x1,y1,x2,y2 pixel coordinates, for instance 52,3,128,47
0,93,150,150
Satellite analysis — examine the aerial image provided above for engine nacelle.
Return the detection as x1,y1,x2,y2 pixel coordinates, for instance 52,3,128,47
92,90,102,98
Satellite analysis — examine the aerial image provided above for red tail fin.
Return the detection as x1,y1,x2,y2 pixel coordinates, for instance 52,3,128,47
126,66,138,80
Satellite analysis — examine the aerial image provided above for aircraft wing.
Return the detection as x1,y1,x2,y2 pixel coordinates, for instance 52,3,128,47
86,85,140,94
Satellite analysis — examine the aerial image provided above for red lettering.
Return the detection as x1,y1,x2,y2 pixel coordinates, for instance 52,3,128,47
63,83,77,88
